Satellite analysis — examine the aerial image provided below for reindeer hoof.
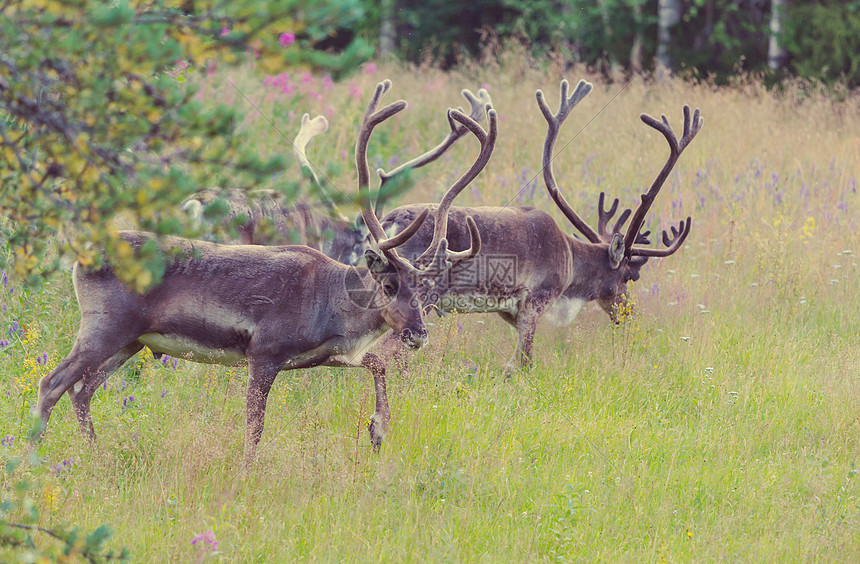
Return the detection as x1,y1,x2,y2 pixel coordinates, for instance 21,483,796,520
367,413,388,452
501,362,519,379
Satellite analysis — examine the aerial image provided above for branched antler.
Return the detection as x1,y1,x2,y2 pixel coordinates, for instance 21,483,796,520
412,105,498,270
293,113,329,186
536,79,602,243
355,81,429,272
377,87,492,186
356,81,490,276
625,105,703,258
597,192,651,244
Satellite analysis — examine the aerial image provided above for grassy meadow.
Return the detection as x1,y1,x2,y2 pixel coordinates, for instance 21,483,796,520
1,51,859,561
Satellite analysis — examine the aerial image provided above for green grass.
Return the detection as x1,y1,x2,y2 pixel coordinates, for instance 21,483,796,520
1,52,859,561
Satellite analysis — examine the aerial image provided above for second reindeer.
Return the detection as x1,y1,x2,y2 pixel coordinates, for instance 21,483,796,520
379,79,703,371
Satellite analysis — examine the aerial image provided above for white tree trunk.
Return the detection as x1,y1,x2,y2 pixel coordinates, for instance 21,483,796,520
656,0,682,77
767,0,787,70
378,0,395,58
630,0,643,74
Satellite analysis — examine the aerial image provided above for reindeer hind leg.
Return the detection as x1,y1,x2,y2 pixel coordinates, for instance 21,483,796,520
66,342,144,442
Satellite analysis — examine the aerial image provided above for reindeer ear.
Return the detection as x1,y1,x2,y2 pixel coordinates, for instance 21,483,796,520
364,249,388,274
608,233,625,270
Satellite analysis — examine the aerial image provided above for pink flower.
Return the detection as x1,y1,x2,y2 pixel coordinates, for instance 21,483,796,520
481,83,490,92
220,26,230,37
364,62,377,75
322,75,333,90
279,32,295,48
192,530,218,553
349,82,361,99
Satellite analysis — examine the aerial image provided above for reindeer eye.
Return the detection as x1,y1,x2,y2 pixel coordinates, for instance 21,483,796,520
382,280,399,297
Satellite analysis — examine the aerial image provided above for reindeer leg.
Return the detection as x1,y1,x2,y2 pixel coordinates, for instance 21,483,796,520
67,342,144,442
35,328,135,440
500,299,547,373
243,359,280,464
379,331,409,377
361,353,390,452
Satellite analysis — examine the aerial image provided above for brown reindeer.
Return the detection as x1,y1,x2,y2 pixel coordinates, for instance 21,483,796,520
180,88,493,264
34,80,497,462
378,79,702,371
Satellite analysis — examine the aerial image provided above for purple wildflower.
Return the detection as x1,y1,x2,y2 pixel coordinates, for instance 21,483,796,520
192,530,219,553
122,395,135,409
1,434,14,446
279,32,295,48
0,339,9,348
1,271,7,286
161,390,168,398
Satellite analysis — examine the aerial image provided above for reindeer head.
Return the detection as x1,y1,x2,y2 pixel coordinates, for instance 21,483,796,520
537,79,703,323
356,81,491,349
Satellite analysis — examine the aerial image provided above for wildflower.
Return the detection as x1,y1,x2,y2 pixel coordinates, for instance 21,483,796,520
122,395,135,409
52,457,74,476
481,83,490,92
0,339,8,348
322,75,333,90
364,62,377,75
220,26,230,37
192,530,219,553
349,82,361,99
279,32,295,48
1,270,6,286
161,390,168,398
1,434,13,446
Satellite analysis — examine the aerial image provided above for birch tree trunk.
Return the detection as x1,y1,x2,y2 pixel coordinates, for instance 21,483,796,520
630,0,644,74
378,0,395,58
656,0,682,78
767,0,787,70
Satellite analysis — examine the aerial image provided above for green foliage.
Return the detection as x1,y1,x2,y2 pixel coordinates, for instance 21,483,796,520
361,1,860,87
0,0,371,291
1,449,130,562
673,0,771,78
783,1,860,86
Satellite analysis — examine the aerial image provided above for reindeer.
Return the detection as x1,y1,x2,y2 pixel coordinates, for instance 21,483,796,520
378,79,703,371
34,80,497,462
180,88,493,265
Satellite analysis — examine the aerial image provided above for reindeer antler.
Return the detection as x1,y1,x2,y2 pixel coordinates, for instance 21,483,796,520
625,105,703,257
597,192,651,245
356,81,430,272
378,87,492,185
357,81,489,276
536,79,602,243
411,105,497,269
293,113,329,185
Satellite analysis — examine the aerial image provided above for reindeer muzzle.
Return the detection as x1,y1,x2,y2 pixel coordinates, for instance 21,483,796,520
400,327,428,350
